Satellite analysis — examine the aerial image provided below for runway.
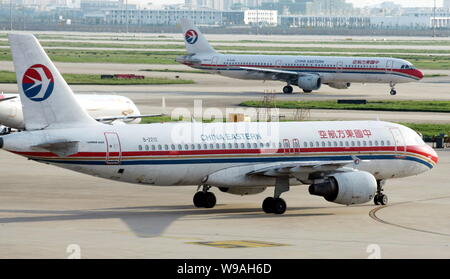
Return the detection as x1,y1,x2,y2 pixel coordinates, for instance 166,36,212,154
0,149,448,258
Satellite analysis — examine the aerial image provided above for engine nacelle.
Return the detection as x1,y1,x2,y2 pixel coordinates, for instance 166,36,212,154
219,187,267,196
297,75,321,91
308,171,377,205
327,82,351,89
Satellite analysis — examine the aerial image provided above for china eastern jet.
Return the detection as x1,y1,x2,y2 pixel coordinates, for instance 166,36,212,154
176,19,423,95
0,34,438,214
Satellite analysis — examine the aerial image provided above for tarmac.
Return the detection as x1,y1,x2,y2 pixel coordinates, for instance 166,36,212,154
0,149,448,258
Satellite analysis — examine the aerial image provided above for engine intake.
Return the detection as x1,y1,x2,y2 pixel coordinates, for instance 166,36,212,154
309,171,377,205
297,75,321,91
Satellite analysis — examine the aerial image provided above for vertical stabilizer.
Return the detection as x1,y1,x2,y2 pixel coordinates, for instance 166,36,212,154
180,18,217,55
9,33,98,130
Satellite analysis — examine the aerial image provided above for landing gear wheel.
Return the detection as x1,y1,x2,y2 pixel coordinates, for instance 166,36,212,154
282,85,293,94
193,191,206,208
262,197,275,213
204,192,217,208
273,198,287,214
374,194,388,206
390,89,397,95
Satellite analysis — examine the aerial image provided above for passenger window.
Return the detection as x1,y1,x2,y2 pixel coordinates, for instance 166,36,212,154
247,143,251,148
333,141,337,147
345,141,349,147
158,144,162,150
315,141,319,147
321,141,325,147
145,145,149,151
357,141,361,146
228,143,232,149
380,140,384,146
210,144,214,149
304,142,308,148
386,140,390,146
191,144,195,150
310,142,314,147
241,143,245,149
203,144,207,150
216,143,220,149
151,145,156,151
374,141,378,146
171,144,175,150
368,141,372,146
178,144,182,150
138,145,143,151
164,145,169,150
222,143,226,149
184,144,189,150
234,143,239,148
253,143,258,148
351,141,355,147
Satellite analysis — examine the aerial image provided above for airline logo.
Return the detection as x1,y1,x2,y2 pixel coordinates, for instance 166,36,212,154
22,64,54,102
185,29,198,44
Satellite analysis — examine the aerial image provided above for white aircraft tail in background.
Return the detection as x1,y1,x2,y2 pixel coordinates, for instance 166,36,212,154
179,18,217,55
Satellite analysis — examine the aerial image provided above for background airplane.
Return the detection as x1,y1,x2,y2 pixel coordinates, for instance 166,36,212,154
0,34,438,215
176,19,423,95
0,92,160,132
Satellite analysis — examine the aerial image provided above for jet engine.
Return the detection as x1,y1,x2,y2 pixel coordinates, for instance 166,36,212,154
308,171,377,205
219,187,267,196
297,75,321,91
327,82,351,89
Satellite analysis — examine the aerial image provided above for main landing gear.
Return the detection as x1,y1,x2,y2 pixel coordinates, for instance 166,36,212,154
374,180,388,205
282,85,293,94
262,176,290,214
193,185,216,208
389,82,397,96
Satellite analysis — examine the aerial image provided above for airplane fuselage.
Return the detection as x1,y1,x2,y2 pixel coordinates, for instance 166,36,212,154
1,121,437,188
181,53,423,85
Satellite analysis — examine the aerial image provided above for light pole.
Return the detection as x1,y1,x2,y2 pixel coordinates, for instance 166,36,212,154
10,0,13,31
126,0,129,33
433,0,436,38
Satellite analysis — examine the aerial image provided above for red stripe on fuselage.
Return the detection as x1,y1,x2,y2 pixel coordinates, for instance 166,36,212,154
10,145,435,162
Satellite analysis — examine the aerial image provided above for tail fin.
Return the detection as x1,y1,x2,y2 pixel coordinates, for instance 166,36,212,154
180,18,216,55
8,33,98,130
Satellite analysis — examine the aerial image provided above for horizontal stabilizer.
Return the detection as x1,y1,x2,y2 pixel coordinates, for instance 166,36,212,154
31,140,79,157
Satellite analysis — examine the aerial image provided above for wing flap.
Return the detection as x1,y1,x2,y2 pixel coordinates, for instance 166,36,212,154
247,160,366,177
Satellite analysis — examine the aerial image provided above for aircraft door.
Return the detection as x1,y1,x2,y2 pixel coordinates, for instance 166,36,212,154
389,127,406,153
275,59,282,68
293,138,300,153
105,132,122,164
386,60,394,73
283,139,293,154
336,60,344,73
211,56,219,66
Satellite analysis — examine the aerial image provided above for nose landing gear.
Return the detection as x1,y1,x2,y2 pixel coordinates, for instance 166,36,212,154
389,82,397,95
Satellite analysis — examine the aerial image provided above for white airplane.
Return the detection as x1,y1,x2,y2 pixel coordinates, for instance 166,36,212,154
176,19,423,95
0,93,148,130
0,34,438,214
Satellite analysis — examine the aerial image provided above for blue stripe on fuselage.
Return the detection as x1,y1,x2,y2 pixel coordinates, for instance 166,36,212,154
34,154,434,169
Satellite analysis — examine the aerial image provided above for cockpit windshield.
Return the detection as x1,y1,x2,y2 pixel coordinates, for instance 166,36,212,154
401,64,416,69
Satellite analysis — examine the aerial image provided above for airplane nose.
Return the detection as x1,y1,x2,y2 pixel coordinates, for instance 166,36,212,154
425,144,439,164
416,69,424,80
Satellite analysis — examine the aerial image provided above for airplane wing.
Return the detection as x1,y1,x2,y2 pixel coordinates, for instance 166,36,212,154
246,159,366,177
95,114,164,123
240,66,316,82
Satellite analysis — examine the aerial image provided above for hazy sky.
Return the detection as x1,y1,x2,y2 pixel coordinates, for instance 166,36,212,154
149,0,443,8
